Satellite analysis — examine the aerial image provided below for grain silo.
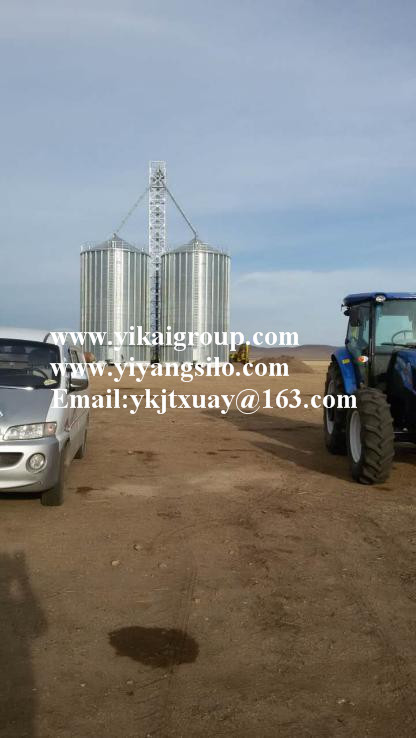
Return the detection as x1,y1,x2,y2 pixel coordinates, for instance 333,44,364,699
80,233,150,362
160,238,230,363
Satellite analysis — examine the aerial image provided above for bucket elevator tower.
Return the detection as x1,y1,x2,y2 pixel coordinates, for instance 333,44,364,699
149,161,167,346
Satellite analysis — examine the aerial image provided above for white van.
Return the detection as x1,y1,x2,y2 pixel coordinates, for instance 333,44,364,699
0,328,89,506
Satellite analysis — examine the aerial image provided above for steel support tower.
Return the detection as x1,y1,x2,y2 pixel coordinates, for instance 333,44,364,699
149,161,166,351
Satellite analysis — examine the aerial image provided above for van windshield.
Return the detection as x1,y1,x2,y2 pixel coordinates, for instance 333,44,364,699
0,339,60,389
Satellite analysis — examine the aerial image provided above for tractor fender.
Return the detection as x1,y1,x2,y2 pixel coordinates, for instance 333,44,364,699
332,347,358,395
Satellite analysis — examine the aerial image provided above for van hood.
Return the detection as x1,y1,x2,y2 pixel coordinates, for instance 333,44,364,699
0,387,53,436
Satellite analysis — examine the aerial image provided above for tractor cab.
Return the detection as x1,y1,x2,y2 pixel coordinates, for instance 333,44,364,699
344,293,416,391
324,292,416,485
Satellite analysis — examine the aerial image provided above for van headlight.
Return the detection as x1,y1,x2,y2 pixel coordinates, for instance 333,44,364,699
28,453,46,472
3,422,57,441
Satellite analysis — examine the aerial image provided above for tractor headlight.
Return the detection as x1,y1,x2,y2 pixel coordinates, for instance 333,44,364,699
4,422,57,441
375,294,386,302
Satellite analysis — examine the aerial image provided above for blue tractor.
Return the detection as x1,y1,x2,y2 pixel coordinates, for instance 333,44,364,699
324,292,416,484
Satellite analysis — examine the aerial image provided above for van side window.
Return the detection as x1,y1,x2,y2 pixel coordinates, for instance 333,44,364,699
69,349,80,364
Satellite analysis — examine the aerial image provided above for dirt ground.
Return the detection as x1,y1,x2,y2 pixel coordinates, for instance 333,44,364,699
2,365,416,737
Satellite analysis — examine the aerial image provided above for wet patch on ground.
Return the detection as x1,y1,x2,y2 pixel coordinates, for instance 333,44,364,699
76,486,95,496
108,626,199,668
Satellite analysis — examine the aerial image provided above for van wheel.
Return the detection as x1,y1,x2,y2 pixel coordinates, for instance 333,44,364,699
75,430,87,460
324,360,347,454
347,389,394,484
41,447,67,506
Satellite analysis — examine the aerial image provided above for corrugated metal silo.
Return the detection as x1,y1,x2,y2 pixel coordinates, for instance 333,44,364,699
80,233,150,362
160,239,230,363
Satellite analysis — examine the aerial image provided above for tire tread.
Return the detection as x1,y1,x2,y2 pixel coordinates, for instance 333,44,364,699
348,388,394,484
324,360,347,454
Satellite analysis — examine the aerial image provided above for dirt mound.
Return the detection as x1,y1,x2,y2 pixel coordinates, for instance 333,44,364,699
252,354,314,373
250,344,336,361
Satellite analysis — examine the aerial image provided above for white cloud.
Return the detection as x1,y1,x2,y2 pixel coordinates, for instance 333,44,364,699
1,0,416,335
232,268,416,344
0,1,189,41
2,0,416,216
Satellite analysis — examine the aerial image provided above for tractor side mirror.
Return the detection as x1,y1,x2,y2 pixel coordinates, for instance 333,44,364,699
344,308,350,317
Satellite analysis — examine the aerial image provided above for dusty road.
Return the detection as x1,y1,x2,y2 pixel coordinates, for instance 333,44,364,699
1,366,416,737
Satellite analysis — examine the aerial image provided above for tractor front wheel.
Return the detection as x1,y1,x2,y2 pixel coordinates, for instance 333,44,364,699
324,360,347,454
347,388,394,484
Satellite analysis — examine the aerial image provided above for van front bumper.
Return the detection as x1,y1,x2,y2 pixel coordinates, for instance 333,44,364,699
0,437,62,492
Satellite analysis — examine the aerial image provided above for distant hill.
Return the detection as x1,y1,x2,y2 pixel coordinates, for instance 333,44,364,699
249,344,338,361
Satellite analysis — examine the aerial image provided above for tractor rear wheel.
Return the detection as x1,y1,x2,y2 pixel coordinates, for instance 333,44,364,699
324,360,347,454
347,388,394,484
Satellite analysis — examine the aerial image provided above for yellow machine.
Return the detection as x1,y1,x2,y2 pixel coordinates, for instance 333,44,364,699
229,343,251,364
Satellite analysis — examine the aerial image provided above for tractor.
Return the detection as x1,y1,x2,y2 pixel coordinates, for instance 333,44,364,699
324,292,416,484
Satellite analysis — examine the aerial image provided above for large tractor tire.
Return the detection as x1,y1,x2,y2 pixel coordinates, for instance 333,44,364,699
324,360,347,454
346,388,394,484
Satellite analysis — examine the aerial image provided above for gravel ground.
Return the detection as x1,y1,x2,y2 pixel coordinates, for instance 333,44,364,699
1,367,416,737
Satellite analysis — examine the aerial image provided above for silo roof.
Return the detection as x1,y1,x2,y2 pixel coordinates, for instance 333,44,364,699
167,238,228,256
81,233,148,254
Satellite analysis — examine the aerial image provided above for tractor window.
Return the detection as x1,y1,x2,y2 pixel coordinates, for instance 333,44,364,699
347,304,370,357
346,303,370,384
372,300,416,389
375,300,416,347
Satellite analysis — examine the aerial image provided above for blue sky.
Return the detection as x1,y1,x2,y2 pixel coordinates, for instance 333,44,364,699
1,0,416,343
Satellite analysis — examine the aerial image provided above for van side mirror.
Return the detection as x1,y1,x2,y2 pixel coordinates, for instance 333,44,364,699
66,366,88,392
69,376,89,391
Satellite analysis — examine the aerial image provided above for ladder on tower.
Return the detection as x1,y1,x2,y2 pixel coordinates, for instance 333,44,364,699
148,161,167,346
